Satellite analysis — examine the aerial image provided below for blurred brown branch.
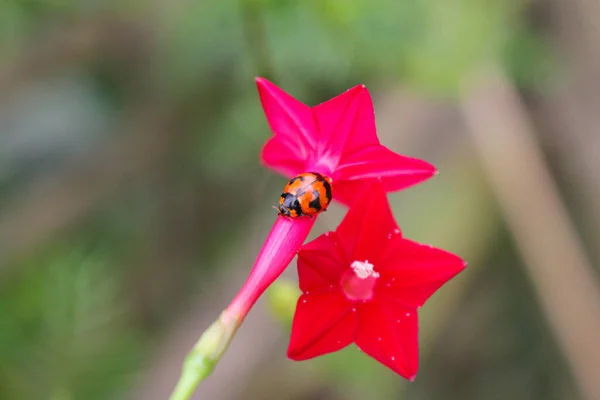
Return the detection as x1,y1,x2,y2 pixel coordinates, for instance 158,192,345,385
534,0,600,264
461,65,600,400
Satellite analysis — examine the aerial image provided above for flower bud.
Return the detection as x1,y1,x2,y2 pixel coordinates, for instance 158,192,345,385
266,279,301,329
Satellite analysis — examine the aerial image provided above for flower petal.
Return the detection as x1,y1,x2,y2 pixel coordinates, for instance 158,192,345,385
261,137,306,178
335,182,398,265
377,238,467,308
297,232,347,292
313,84,378,168
287,289,358,360
355,299,419,380
256,77,317,166
333,145,437,206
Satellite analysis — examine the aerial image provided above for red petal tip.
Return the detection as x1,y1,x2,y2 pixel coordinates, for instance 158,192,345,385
345,83,367,92
421,162,438,180
349,83,368,93
255,77,278,91
255,77,273,90
425,161,438,175
316,83,369,107
286,349,301,360
286,347,315,361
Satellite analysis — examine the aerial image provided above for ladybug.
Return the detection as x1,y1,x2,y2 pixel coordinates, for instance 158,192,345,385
277,172,333,218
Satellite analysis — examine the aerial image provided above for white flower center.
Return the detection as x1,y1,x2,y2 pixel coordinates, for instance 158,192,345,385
350,260,380,279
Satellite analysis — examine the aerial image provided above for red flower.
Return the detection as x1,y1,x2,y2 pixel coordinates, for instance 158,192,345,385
288,182,467,380
256,78,436,206
225,80,437,321
169,81,451,399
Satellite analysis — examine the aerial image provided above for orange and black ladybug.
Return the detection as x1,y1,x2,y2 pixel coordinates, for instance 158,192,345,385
277,172,333,218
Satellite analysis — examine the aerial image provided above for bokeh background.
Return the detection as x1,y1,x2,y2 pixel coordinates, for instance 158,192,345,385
1,0,600,399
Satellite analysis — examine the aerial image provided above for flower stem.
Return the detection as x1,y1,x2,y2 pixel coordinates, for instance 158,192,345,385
169,216,315,399
169,368,203,400
169,312,240,400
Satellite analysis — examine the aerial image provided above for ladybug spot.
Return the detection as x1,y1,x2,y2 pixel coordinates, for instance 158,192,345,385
308,190,322,211
289,175,305,184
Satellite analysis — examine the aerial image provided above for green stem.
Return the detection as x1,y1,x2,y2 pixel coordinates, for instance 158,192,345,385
169,367,205,400
169,312,241,400
168,216,312,398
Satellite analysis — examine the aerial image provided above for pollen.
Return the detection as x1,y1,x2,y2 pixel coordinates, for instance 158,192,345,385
350,260,380,279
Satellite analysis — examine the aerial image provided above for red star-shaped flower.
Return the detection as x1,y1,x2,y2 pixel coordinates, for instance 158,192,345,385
225,80,438,347
288,182,466,380
168,81,461,399
257,78,436,206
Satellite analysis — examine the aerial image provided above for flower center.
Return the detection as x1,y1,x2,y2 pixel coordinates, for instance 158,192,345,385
341,260,379,301
351,260,379,279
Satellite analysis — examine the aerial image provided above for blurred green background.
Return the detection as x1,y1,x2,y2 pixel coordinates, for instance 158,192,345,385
1,0,600,399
